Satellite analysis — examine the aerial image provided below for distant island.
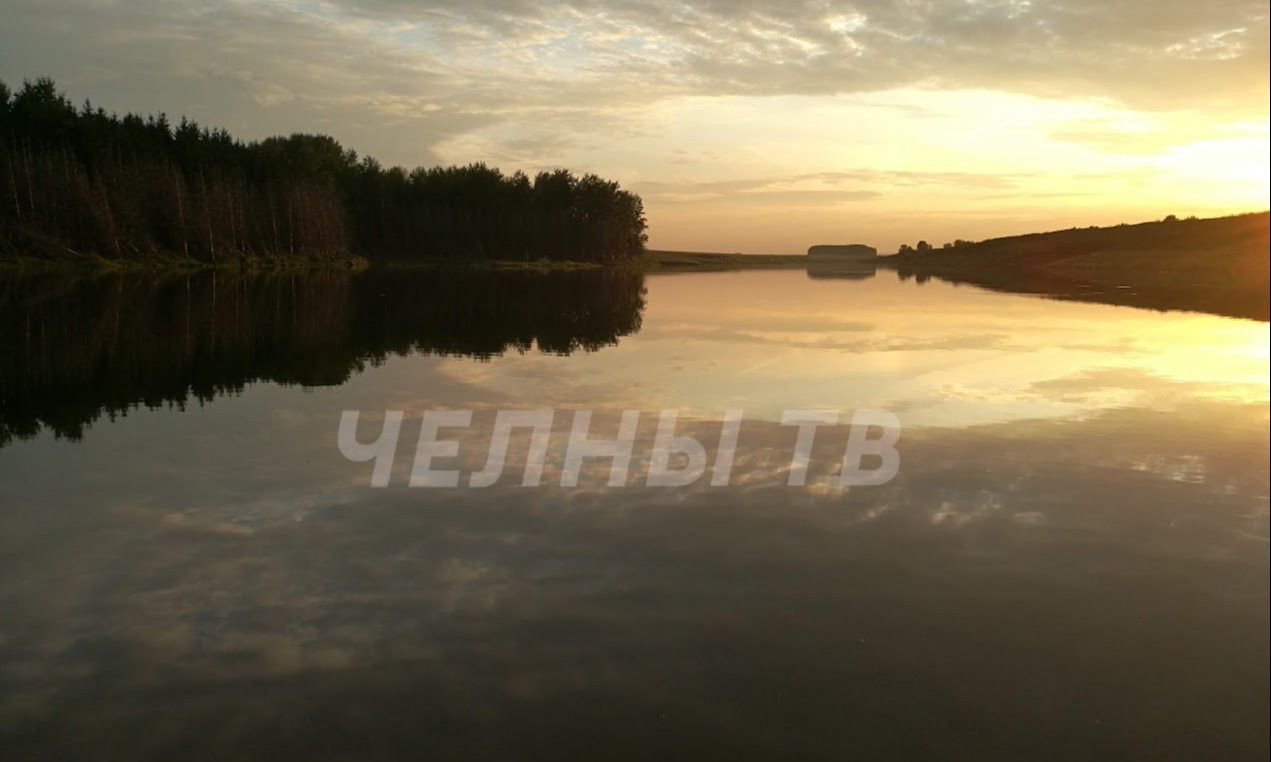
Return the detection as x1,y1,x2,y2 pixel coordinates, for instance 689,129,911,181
0,78,647,268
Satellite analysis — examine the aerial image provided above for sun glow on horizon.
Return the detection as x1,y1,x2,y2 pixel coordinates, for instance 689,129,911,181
3,0,1267,253
549,90,1271,253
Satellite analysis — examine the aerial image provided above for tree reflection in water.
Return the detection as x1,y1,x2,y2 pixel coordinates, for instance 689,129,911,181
0,268,646,446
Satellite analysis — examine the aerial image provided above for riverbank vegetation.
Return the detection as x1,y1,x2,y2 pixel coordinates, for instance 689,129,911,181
0,78,647,268
885,212,1270,320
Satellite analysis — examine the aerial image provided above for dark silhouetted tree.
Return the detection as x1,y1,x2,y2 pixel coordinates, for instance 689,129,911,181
1,77,646,265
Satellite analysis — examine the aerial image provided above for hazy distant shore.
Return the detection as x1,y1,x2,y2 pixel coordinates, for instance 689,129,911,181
649,212,1270,321
644,250,808,271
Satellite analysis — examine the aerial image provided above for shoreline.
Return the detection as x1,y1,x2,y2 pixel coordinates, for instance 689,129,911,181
878,212,1269,321
4,210,1267,321
643,250,808,271
0,249,812,275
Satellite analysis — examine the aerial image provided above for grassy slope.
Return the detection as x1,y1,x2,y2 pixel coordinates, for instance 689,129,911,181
645,250,808,271
882,212,1270,320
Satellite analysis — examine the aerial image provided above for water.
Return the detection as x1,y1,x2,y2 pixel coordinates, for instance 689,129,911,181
1,267,1267,760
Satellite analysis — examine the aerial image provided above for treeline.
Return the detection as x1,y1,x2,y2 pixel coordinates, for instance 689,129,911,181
893,213,1220,257
0,78,647,264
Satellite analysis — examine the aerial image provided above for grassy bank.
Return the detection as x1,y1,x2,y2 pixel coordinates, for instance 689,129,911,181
1,250,651,275
645,250,807,271
3,248,801,274
882,212,1270,320
0,242,368,274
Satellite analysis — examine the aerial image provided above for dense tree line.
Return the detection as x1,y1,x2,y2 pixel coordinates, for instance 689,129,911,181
0,78,647,264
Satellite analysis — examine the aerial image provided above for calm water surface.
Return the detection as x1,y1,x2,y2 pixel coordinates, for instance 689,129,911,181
1,268,1267,760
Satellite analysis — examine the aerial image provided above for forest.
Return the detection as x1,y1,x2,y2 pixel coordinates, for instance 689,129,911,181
0,78,647,265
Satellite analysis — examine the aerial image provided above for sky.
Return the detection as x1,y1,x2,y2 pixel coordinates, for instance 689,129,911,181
2,0,1268,253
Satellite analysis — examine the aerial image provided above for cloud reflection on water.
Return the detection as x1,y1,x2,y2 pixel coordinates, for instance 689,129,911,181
0,269,1267,759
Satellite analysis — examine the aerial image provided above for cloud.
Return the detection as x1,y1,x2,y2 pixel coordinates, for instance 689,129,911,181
2,0,1266,168
328,0,1269,109
2,0,1265,250
634,168,1028,203
3,395,1267,757
0,0,495,165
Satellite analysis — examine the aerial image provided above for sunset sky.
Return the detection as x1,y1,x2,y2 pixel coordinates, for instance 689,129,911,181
2,0,1267,252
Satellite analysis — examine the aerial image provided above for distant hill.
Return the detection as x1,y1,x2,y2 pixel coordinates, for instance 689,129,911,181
883,212,1270,320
